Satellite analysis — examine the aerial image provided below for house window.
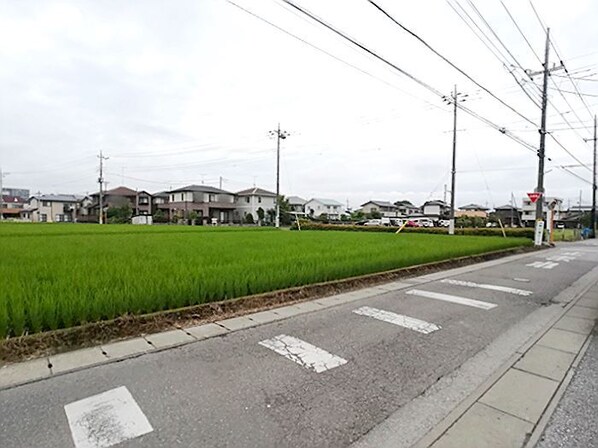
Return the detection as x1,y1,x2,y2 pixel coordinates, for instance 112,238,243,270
258,196,262,203
209,194,216,202
180,193,185,202
138,196,149,205
245,197,250,203
40,214,47,222
42,201,50,207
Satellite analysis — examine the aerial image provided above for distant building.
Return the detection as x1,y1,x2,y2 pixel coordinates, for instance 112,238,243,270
521,196,563,225
456,203,489,219
305,198,344,219
167,185,236,224
360,200,399,217
88,186,153,221
235,187,276,223
394,200,420,216
492,204,521,227
22,194,84,223
1,194,27,220
287,196,307,214
422,200,450,221
1,187,29,199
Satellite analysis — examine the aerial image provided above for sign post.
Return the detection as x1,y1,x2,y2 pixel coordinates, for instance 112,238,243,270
528,192,544,246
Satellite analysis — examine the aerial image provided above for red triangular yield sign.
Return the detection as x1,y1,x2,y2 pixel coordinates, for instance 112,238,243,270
527,192,542,203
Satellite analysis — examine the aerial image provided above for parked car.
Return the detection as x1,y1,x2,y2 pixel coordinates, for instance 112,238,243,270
411,217,434,227
405,220,420,227
437,219,450,227
364,219,382,226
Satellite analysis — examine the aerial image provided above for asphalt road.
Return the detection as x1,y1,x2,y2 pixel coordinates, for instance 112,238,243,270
1,242,597,448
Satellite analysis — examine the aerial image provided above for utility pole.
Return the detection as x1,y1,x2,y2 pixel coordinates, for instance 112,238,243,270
219,176,223,190
584,115,597,238
442,86,467,235
268,124,289,228
526,28,563,246
0,167,8,222
98,151,109,224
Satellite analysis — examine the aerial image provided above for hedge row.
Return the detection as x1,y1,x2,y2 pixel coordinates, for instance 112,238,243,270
292,222,534,238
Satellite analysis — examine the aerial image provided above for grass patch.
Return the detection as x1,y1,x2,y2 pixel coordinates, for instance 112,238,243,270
0,223,531,338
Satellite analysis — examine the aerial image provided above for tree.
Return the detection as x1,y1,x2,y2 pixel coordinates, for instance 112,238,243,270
153,209,167,223
188,211,199,226
107,203,132,224
351,210,365,221
244,213,255,224
367,210,382,219
266,208,276,224
277,195,293,226
256,207,265,225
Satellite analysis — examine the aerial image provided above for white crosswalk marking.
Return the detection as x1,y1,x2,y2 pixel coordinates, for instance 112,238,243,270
547,255,575,262
64,386,153,448
526,261,559,269
406,289,497,310
440,279,533,297
259,335,347,373
353,306,440,334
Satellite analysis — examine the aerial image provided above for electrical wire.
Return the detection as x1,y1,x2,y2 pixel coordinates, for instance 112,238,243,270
365,0,537,127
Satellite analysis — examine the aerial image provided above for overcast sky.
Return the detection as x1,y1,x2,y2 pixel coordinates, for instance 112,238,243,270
1,0,597,209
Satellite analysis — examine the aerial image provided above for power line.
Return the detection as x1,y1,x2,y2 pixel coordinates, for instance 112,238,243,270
278,0,542,156
366,0,537,127
499,0,542,64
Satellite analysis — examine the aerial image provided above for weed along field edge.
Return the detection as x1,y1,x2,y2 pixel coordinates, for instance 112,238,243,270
0,223,532,339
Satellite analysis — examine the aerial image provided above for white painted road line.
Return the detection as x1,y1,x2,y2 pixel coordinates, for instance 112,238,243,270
547,255,575,262
64,386,153,448
258,334,347,373
353,306,440,334
526,261,559,269
440,279,533,297
406,289,498,310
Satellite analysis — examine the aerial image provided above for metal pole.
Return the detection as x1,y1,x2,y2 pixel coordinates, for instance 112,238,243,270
534,28,551,246
449,85,457,235
99,152,104,224
0,167,4,222
275,123,281,229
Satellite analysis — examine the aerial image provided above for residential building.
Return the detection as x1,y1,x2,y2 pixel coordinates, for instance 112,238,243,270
305,198,344,219
492,204,522,227
2,187,30,199
287,196,307,214
152,191,170,212
1,194,27,220
360,200,399,217
422,200,450,221
394,200,420,216
521,196,563,225
88,186,153,221
456,203,489,219
168,185,236,224
235,187,276,223
22,194,84,222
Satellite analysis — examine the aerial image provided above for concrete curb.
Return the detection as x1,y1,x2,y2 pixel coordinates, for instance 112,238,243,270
413,263,598,448
0,246,541,392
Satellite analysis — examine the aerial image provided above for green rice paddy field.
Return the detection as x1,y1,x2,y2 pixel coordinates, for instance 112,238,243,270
0,223,531,338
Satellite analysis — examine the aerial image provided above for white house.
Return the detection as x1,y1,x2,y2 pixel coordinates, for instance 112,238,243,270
422,200,450,220
521,196,563,224
235,187,276,222
305,198,344,219
22,194,84,222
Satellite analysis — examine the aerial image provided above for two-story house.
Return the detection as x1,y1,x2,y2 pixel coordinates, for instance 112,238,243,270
235,187,276,223
456,203,489,219
22,194,84,222
88,186,153,221
287,196,307,214
394,200,421,217
305,198,344,220
521,196,563,226
492,204,522,227
422,200,451,221
168,185,236,224
360,200,399,217
1,195,27,220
